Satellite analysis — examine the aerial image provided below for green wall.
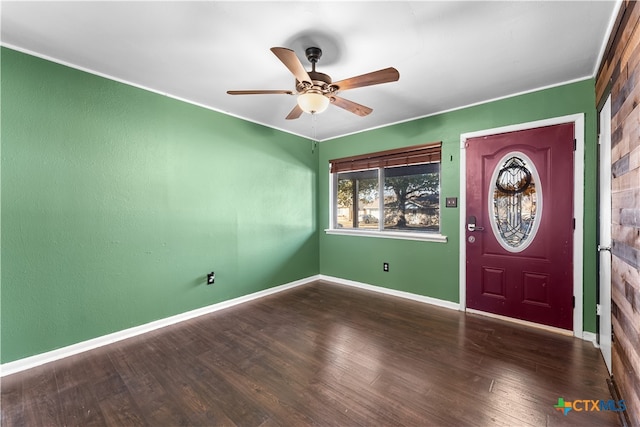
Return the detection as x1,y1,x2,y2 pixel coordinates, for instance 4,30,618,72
318,79,598,331
1,48,319,363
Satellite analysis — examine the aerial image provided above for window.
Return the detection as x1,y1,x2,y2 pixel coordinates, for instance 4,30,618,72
490,152,541,252
329,142,443,240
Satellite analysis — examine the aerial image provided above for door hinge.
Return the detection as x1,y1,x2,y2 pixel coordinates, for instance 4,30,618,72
573,296,576,308
574,139,577,151
596,304,602,316
573,218,576,229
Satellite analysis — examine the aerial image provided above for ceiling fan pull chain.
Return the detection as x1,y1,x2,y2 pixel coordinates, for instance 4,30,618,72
312,112,317,139
311,113,319,153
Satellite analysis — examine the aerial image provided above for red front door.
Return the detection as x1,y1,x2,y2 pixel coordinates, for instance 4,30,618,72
465,123,574,330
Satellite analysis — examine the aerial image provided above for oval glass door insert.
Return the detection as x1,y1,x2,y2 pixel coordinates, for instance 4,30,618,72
488,152,542,252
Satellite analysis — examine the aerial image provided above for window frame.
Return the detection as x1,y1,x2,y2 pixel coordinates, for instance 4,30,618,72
326,142,447,243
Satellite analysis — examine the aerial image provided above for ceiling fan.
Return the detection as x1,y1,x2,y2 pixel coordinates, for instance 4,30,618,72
227,46,400,120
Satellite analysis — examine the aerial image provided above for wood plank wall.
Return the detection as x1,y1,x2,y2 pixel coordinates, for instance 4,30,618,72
596,1,640,425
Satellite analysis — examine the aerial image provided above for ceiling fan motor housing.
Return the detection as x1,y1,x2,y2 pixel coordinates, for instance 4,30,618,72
297,71,333,90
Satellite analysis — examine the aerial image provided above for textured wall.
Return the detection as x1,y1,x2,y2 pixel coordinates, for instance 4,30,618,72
1,48,319,363
596,1,640,424
318,80,599,329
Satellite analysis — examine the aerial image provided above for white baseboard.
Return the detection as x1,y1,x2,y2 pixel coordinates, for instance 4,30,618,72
1,275,320,377
582,331,598,346
318,274,460,311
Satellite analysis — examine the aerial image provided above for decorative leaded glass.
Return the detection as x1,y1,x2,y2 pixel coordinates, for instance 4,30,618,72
491,154,541,251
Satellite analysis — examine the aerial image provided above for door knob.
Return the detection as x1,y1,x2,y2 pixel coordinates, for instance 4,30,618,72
467,215,485,232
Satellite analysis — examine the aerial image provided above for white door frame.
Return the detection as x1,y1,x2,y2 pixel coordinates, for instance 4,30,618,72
459,114,585,338
598,95,612,373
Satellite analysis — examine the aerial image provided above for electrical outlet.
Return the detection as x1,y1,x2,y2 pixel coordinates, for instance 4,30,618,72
207,272,215,285
383,262,389,272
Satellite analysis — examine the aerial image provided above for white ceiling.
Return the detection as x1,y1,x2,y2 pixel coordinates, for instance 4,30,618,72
1,1,619,141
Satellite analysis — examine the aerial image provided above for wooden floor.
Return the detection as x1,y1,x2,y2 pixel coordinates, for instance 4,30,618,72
2,282,620,426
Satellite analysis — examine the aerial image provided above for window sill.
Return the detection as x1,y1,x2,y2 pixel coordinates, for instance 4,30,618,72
324,228,447,243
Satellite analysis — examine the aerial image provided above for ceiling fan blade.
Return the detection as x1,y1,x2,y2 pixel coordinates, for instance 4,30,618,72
271,47,312,85
332,67,400,91
285,104,303,120
227,90,294,95
330,96,373,117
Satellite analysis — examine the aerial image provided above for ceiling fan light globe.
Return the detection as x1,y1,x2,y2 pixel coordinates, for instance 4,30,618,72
297,92,330,114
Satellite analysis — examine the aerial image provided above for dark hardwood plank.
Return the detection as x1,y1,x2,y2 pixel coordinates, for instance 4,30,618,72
19,365,64,426
56,383,107,427
0,374,25,427
1,282,622,426
108,344,193,426
125,333,241,426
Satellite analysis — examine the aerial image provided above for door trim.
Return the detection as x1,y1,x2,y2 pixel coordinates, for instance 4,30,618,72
597,95,612,373
459,114,585,338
